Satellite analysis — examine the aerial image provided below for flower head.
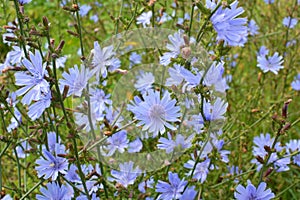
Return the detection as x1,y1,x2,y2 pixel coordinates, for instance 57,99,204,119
210,1,248,46
234,180,275,200
134,71,155,94
35,148,68,180
257,52,284,74
156,172,187,200
91,41,121,78
109,161,141,188
15,51,49,105
59,64,91,97
248,19,259,36
291,74,300,91
283,17,298,29
18,0,31,5
36,182,71,200
103,130,129,156
136,11,152,28
128,90,181,137
160,30,185,66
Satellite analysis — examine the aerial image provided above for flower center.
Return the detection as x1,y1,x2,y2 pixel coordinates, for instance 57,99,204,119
149,104,165,121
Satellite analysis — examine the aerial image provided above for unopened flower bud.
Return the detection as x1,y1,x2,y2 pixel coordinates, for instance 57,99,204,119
181,46,191,59
256,155,264,164
263,145,272,153
51,53,58,59
282,99,292,119
183,35,190,46
263,167,273,178
27,42,39,49
62,6,76,12
67,30,79,37
72,4,79,11
42,16,49,28
280,122,291,134
5,36,18,42
55,40,65,53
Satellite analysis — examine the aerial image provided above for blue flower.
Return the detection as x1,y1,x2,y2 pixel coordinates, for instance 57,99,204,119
109,161,141,188
36,182,71,200
90,15,99,23
291,74,300,91
90,88,112,120
128,138,143,153
6,46,26,65
136,11,152,28
263,0,274,4
156,172,187,200
15,51,49,105
79,4,92,17
65,164,81,183
128,90,181,137
129,52,142,67
251,133,290,172
138,177,154,193
35,148,68,180
165,64,185,87
257,46,269,57
103,130,129,156
157,132,193,153
7,108,22,132
27,90,51,121
180,186,197,200
180,67,202,91
203,97,228,121
91,41,121,78
184,157,210,183
234,180,275,200
283,17,298,29
248,19,259,36
134,71,155,94
257,52,284,74
59,65,91,97
1,194,12,200
210,1,248,46
16,141,31,159
285,139,300,166
18,0,31,5
76,194,100,200
44,132,62,153
160,30,185,66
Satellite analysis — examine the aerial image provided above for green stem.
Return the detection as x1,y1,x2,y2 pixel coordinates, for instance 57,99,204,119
188,2,194,37
14,147,22,195
85,84,108,198
20,180,44,200
13,0,28,58
258,126,282,182
196,3,221,43
74,0,84,57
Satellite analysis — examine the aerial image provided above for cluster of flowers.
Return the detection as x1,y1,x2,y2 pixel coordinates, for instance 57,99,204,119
1,0,299,199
